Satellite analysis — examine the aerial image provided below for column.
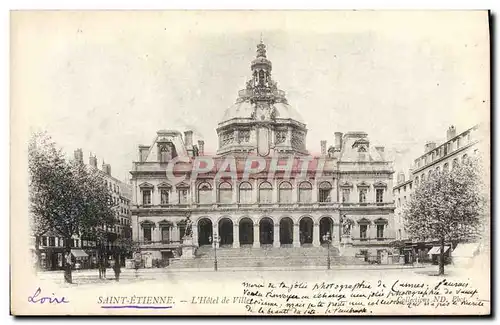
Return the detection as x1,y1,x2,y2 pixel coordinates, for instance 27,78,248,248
332,223,340,246
312,179,318,203
293,223,300,247
233,182,238,204
173,224,179,242
212,183,217,205
213,224,219,248
253,223,260,248
313,222,320,247
273,224,280,247
233,222,240,248
272,179,278,203
192,223,199,247
292,179,298,203
154,226,160,243
370,223,377,240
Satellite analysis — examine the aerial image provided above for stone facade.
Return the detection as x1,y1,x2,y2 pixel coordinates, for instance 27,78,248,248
130,41,396,263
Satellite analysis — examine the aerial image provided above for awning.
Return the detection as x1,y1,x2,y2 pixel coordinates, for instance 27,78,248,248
71,249,89,258
428,246,450,255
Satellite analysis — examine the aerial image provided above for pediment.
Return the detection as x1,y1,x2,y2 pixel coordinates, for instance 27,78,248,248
138,182,154,189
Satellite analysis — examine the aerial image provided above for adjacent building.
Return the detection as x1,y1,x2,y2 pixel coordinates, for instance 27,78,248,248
393,124,485,263
130,40,396,266
33,149,132,270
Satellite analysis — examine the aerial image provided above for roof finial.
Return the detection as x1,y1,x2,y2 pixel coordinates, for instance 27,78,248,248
260,32,263,44
256,34,267,58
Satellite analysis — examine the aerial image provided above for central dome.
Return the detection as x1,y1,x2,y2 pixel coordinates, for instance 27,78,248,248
221,100,305,124
216,40,308,157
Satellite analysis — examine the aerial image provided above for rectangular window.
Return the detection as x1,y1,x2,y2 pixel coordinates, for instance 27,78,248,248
377,225,384,239
178,189,188,204
342,189,350,203
41,236,47,246
360,225,367,239
319,188,331,202
279,190,292,203
142,190,151,205
376,189,384,203
143,228,152,242
48,237,55,247
160,190,170,204
359,189,367,203
161,227,170,242
75,239,79,247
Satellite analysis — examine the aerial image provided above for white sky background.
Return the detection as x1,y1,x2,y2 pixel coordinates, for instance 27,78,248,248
13,11,490,182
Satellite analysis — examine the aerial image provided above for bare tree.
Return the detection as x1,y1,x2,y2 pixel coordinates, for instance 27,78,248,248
403,157,486,275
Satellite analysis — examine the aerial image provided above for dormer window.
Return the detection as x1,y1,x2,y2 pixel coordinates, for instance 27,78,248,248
358,146,367,152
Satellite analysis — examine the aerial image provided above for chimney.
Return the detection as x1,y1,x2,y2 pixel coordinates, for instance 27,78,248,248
320,140,327,156
102,161,111,176
424,142,437,153
139,145,149,162
397,172,405,184
334,132,343,151
89,154,97,168
184,130,193,147
198,140,205,156
74,148,83,164
446,125,457,141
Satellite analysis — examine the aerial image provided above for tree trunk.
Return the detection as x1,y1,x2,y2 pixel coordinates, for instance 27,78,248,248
63,238,72,283
438,237,445,275
34,235,41,274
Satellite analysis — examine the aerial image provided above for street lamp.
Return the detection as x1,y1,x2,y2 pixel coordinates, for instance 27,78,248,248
208,233,221,271
322,231,332,270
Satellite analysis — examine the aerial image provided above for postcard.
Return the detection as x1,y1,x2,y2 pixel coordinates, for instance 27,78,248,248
10,10,491,315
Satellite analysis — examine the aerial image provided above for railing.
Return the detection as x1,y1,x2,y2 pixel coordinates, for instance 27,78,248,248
137,240,182,247
134,201,392,210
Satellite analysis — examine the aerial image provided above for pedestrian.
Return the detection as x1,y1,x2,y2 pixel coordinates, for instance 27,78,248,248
113,255,121,281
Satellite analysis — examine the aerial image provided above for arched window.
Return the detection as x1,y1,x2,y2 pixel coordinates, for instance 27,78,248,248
198,182,212,204
259,182,273,203
298,182,312,203
462,154,468,163
318,182,332,203
421,174,425,182
279,181,293,203
239,182,252,204
397,198,401,207
218,182,232,204
428,170,432,178
414,176,419,187
436,166,440,174
444,162,449,173
453,158,459,169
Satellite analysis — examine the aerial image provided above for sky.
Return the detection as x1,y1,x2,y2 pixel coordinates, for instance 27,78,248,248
12,11,490,182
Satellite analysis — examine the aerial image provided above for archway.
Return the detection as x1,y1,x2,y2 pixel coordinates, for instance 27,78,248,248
299,217,314,245
259,217,274,245
218,218,233,246
320,217,334,245
239,218,254,246
197,218,213,246
279,217,294,246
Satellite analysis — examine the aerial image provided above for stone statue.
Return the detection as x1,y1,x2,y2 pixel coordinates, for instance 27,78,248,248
342,215,351,236
184,217,193,237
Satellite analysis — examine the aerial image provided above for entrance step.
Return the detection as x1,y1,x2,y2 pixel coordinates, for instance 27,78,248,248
169,246,367,269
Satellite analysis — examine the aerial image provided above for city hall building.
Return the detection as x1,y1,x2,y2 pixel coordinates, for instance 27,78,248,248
130,41,396,264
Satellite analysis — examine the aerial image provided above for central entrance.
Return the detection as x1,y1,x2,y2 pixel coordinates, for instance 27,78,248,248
279,217,293,245
259,217,274,245
239,218,254,246
218,218,233,246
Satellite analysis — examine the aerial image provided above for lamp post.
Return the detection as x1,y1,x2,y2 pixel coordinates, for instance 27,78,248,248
208,233,221,271
322,231,331,270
